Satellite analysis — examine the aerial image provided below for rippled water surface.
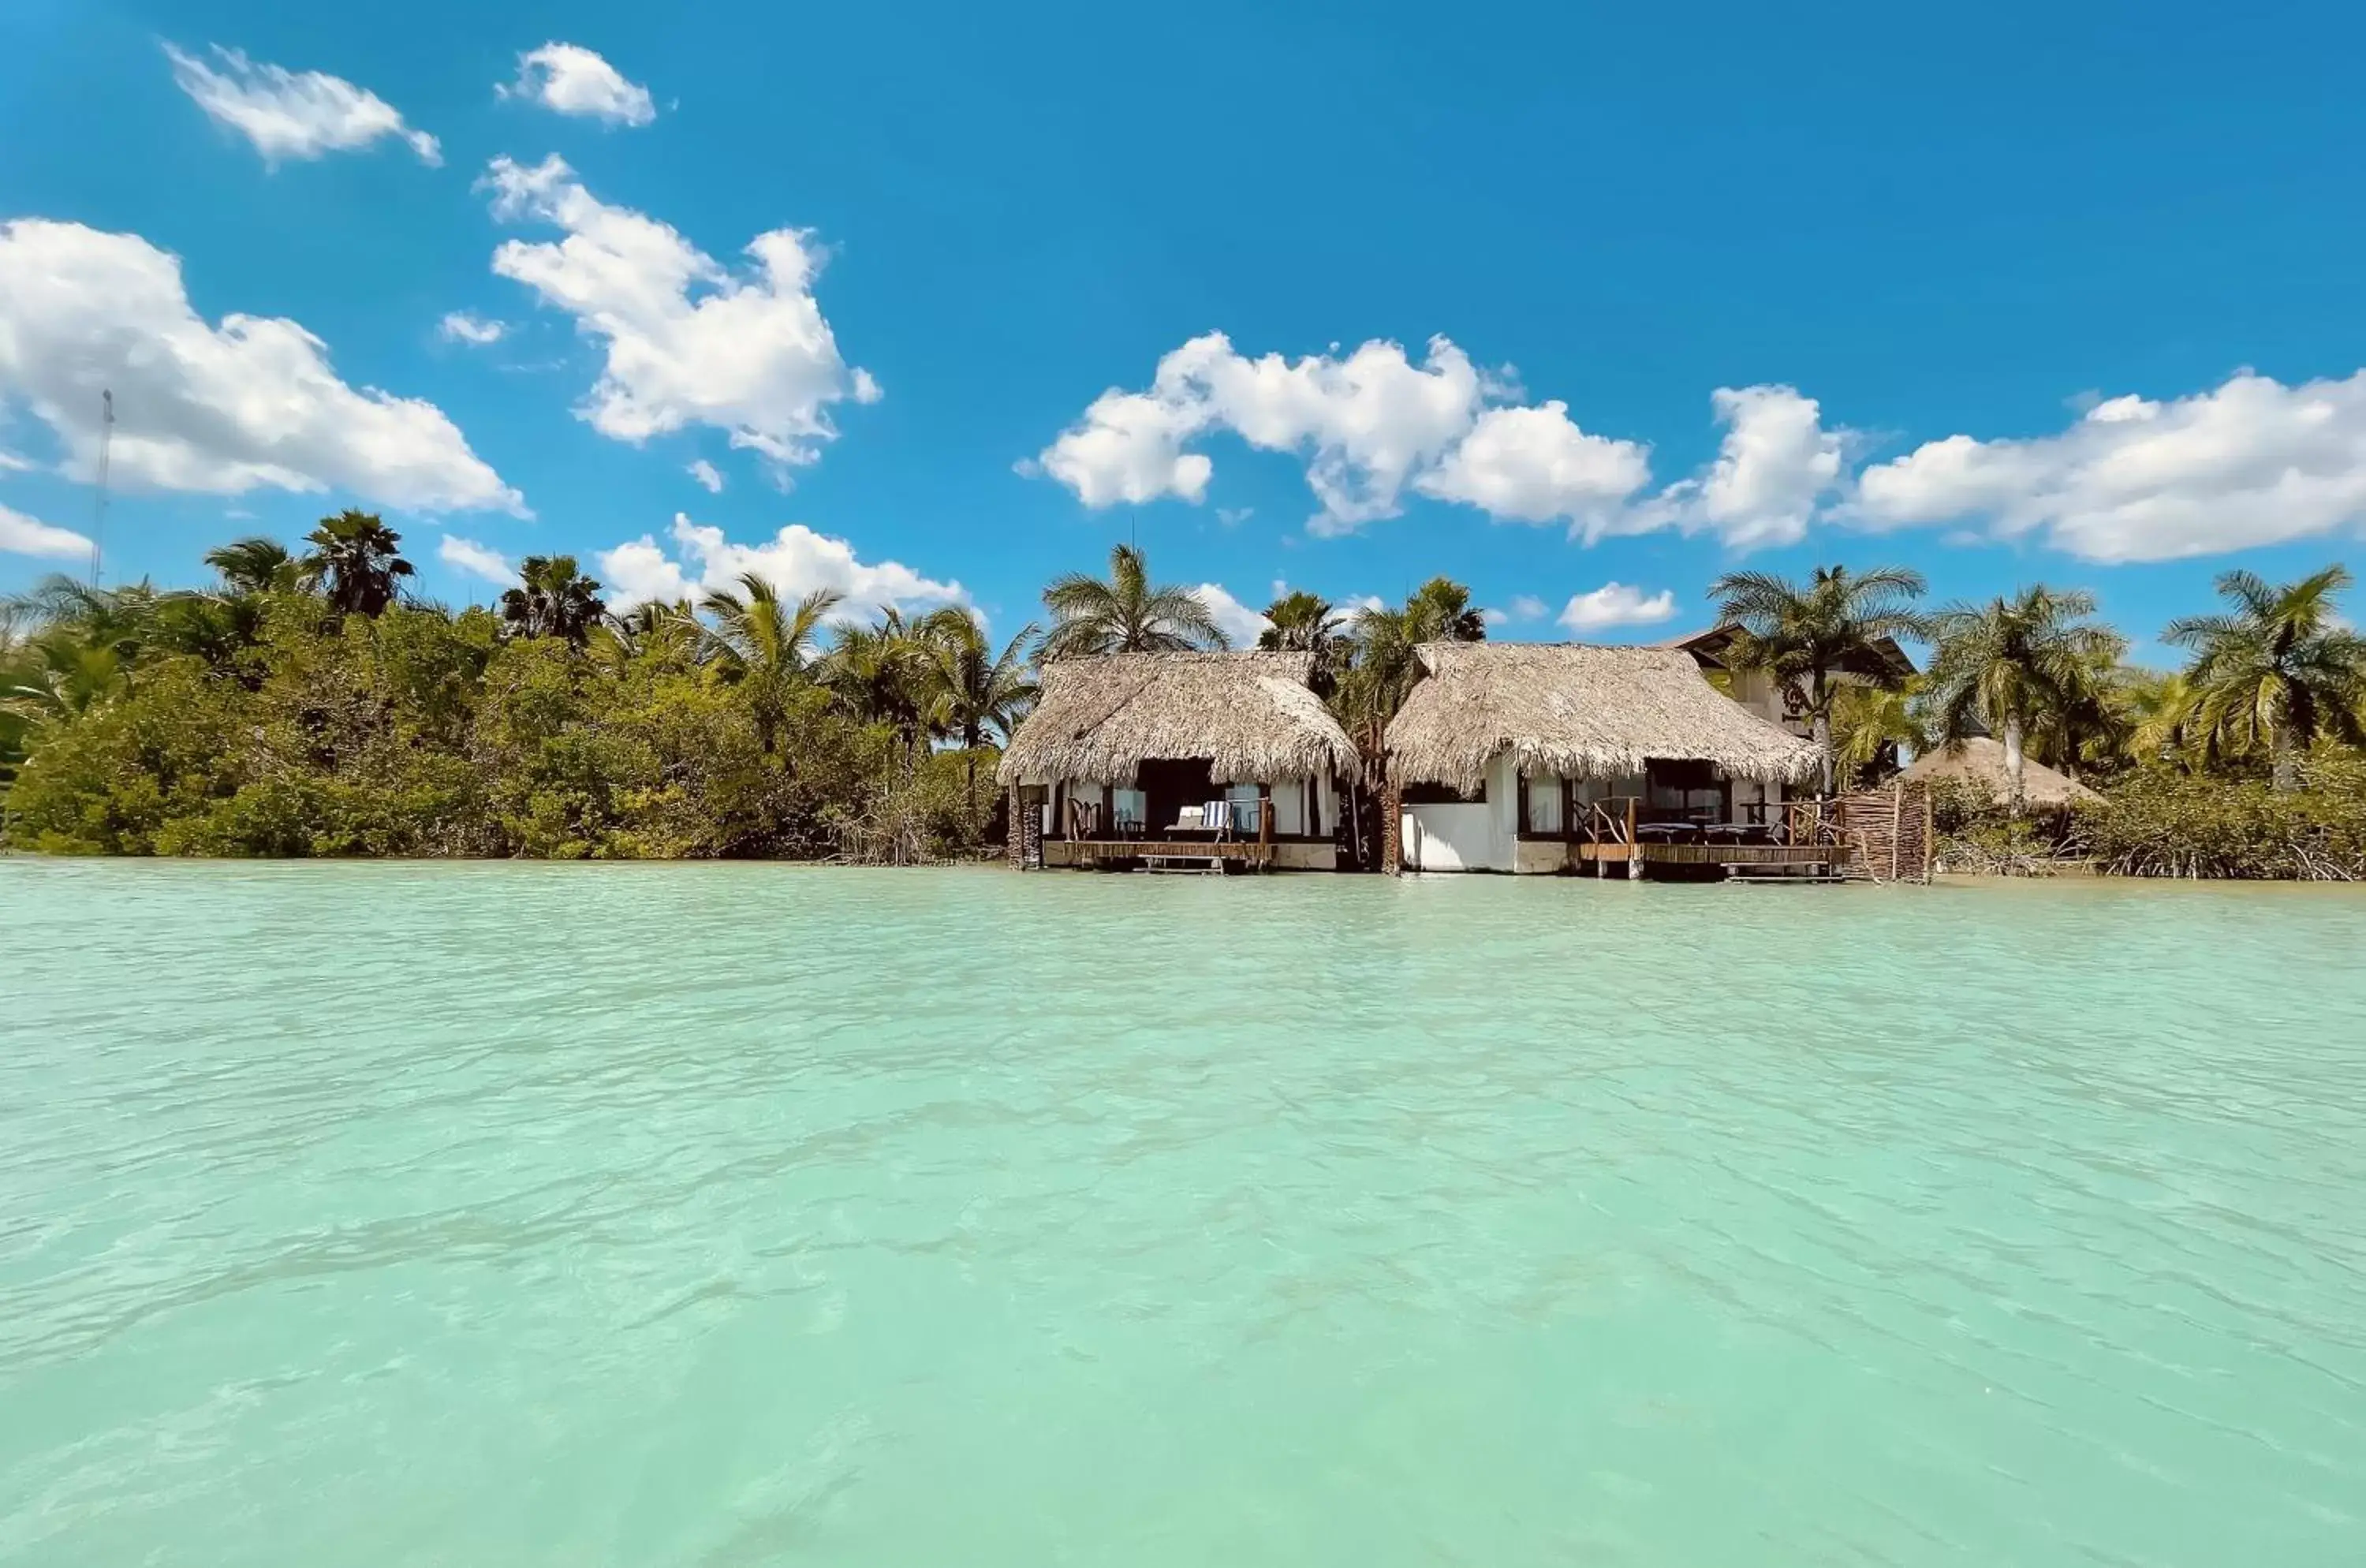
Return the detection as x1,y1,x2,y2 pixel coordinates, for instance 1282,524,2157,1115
4,861,2364,1565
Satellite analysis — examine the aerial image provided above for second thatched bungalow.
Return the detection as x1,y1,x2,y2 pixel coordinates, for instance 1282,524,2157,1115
1383,642,1832,875
997,651,1360,871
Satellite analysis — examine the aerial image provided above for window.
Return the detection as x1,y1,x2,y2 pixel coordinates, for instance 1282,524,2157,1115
1401,779,1483,805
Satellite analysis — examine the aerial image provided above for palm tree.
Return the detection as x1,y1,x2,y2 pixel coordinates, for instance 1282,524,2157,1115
2166,566,2366,790
0,584,142,757
700,573,842,752
1707,564,1931,794
203,536,298,595
1038,543,1227,661
301,511,414,618
498,555,607,644
913,607,1039,808
2114,668,2201,770
1828,678,1928,790
1258,591,1345,654
1924,585,2121,814
1403,577,1489,644
594,599,703,677
1327,577,1487,766
2030,634,2133,782
823,610,932,755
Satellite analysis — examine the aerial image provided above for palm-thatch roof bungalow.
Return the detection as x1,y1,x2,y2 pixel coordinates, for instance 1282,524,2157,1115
997,651,1360,871
1384,642,1826,874
1898,737,2101,811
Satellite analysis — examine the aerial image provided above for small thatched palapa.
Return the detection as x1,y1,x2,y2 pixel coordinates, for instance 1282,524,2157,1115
996,651,1357,788
1898,737,2101,808
1386,642,1823,795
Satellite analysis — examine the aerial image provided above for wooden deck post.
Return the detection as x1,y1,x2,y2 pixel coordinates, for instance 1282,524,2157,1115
1889,782,1902,883
1625,797,1643,881
1922,782,1935,882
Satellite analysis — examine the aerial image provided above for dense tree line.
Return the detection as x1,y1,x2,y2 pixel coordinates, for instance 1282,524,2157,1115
6,518,2364,873
1,516,1032,860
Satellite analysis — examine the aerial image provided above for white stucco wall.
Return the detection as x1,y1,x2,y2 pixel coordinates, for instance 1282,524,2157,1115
1402,752,1521,872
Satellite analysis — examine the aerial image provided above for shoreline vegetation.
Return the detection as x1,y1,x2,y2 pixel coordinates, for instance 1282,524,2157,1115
5,516,2364,879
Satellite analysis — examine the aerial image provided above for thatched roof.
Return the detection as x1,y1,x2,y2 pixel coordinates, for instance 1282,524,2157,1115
1664,623,1919,683
995,651,1357,787
1898,737,2102,808
1386,642,1823,793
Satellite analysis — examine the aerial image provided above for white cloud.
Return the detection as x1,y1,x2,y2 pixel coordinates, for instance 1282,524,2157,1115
0,503,92,560
163,43,438,166
0,449,33,473
438,311,508,346
1416,401,1651,531
1191,583,1271,646
592,536,694,611
501,43,656,128
686,458,724,493
1036,343,2366,562
437,535,514,583
1032,338,1837,548
1557,582,1677,635
1851,369,2366,562
1480,607,1508,627
1036,334,1487,532
1646,385,1847,549
0,218,521,513
1034,384,1212,507
1216,506,1255,527
1507,594,1548,621
595,512,963,617
481,156,873,476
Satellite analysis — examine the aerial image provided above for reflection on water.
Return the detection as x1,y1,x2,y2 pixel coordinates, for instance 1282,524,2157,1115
3,861,2363,1565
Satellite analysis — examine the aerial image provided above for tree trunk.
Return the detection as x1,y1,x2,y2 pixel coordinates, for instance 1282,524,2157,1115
2270,721,2300,792
1812,708,1834,797
2002,714,2027,817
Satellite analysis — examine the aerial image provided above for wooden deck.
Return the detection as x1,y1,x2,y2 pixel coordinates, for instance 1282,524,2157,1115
1572,841,1844,868
1042,838,1275,869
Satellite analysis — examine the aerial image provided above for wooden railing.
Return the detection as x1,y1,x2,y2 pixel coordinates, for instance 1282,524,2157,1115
1573,797,1850,846
1584,797,1640,848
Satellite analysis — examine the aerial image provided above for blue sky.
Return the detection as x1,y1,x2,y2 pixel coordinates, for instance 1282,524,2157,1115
5,1,2364,660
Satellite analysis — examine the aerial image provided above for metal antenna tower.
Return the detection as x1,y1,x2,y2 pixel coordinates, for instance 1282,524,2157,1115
91,390,114,585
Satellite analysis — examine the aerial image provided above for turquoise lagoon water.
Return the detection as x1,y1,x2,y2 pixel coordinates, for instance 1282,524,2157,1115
2,860,2363,1566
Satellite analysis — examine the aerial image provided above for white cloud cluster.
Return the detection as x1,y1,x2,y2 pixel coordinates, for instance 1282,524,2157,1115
438,311,508,346
595,512,964,618
1039,340,2366,562
438,535,515,584
163,44,439,166
1,502,92,561
1190,583,1271,646
501,43,656,128
1636,386,1846,550
1038,334,1498,535
482,156,875,476
1416,401,1651,532
0,218,520,512
1557,581,1677,634
1032,334,1839,547
686,458,725,493
1850,370,2366,562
